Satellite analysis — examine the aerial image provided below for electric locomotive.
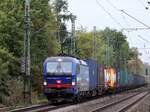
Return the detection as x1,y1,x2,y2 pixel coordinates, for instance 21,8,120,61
43,56,89,102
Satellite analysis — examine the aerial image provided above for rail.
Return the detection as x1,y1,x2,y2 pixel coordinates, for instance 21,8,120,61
91,91,149,112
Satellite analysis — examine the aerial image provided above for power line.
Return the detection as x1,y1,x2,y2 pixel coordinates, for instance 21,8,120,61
105,0,131,30
138,35,150,44
102,0,133,37
95,0,123,28
121,10,150,29
105,0,139,47
105,0,119,11
122,27,150,31
96,0,150,58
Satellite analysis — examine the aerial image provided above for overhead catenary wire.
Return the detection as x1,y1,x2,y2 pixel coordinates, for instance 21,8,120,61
105,0,119,11
121,27,150,31
96,0,150,64
105,0,135,48
105,0,129,27
105,0,150,37
95,0,123,28
121,10,150,29
137,35,150,44
120,9,150,54
105,0,150,38
104,0,133,37
96,0,130,67
105,0,132,30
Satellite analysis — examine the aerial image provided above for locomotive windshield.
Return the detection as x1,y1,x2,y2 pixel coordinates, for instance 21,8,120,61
46,61,72,75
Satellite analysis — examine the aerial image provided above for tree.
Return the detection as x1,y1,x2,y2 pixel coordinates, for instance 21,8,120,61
51,0,75,53
0,0,24,57
76,29,112,65
76,27,132,69
128,48,144,75
0,0,60,100
100,28,129,68
29,0,60,92
0,48,19,103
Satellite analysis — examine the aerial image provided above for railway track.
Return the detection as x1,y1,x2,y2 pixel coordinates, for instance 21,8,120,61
10,102,73,112
48,90,148,112
91,91,149,112
0,104,10,112
10,87,149,112
10,103,53,112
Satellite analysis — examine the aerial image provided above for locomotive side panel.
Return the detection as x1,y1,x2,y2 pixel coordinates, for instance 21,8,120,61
77,65,89,92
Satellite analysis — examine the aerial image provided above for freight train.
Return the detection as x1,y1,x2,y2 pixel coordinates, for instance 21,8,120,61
43,56,147,103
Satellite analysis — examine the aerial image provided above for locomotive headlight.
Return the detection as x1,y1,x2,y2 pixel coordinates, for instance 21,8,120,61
44,81,47,86
72,82,75,86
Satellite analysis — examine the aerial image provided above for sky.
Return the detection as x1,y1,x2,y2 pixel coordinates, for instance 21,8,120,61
67,0,150,64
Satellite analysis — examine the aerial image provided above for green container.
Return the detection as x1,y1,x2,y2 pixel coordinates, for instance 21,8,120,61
119,70,128,86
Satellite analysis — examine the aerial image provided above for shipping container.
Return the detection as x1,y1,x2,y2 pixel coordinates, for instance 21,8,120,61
117,69,130,88
98,64,105,90
104,68,117,89
133,74,146,87
85,59,98,91
127,73,134,87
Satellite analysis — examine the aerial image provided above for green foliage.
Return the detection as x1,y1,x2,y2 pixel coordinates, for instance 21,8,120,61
0,0,60,99
0,0,24,57
0,48,19,101
51,0,76,53
127,48,145,75
100,28,129,68
29,0,60,91
76,31,93,58
76,28,130,69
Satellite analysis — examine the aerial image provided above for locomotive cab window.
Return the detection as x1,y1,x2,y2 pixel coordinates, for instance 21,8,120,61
46,61,72,75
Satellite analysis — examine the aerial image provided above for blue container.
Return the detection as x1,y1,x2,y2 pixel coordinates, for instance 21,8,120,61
85,59,98,91
127,74,133,86
134,75,146,87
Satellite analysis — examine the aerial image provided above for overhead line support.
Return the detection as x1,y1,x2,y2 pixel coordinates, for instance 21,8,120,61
24,0,31,104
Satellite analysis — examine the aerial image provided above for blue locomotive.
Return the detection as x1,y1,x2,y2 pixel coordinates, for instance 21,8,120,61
43,56,90,102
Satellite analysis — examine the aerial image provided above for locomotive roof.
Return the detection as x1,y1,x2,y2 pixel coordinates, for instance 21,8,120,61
44,56,88,66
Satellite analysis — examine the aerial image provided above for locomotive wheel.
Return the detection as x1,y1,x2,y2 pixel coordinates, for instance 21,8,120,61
74,95,81,103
